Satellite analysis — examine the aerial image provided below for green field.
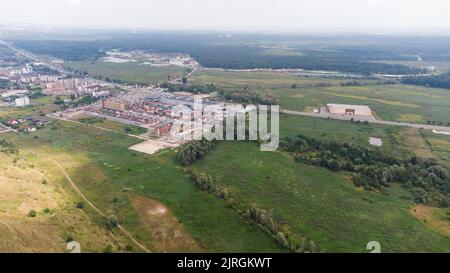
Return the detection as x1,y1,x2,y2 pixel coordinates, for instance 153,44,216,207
257,84,450,124
280,114,408,156
2,121,284,252
192,70,450,125
67,61,190,84
77,116,147,135
191,70,377,89
0,96,68,120
187,141,450,252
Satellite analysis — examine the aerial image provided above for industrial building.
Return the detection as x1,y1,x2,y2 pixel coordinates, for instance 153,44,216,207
102,98,126,111
326,103,373,117
15,96,30,107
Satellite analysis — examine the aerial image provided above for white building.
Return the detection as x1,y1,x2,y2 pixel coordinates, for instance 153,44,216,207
326,103,373,116
15,96,30,107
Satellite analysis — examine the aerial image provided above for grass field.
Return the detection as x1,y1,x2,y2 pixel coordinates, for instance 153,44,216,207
67,61,189,84
0,96,67,120
420,130,450,170
192,70,450,124
280,114,407,155
187,141,450,252
0,143,137,252
191,70,377,89
257,84,450,124
1,121,284,252
77,116,147,135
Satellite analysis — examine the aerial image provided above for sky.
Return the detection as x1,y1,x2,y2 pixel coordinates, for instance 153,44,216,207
0,0,450,31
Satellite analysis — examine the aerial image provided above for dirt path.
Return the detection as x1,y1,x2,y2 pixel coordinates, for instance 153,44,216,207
50,159,151,253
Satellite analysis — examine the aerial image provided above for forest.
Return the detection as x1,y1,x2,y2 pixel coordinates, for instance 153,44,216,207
11,33,431,75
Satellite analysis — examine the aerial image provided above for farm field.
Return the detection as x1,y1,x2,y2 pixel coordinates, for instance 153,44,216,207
187,140,450,252
0,120,284,252
67,61,190,84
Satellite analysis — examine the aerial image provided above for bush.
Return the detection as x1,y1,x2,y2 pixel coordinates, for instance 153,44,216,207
275,232,290,249
103,244,113,253
27,210,37,217
106,214,119,228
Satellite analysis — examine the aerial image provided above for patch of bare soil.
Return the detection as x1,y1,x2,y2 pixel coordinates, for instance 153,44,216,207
411,204,450,238
131,195,201,252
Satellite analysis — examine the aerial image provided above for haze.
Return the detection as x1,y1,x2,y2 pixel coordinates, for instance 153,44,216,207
0,0,449,31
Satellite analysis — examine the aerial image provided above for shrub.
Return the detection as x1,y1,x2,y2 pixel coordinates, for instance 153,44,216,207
106,214,119,228
27,210,37,217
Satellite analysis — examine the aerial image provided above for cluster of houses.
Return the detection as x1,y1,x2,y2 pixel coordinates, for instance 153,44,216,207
4,116,51,132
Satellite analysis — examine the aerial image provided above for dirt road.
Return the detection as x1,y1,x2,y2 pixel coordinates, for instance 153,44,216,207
51,159,151,253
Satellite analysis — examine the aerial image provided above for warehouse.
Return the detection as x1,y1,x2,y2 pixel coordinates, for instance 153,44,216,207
326,103,373,117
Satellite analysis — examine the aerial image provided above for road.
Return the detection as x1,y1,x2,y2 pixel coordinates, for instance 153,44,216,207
1,40,67,74
281,109,450,132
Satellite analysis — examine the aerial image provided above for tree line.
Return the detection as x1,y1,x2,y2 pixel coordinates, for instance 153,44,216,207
184,169,319,253
159,82,218,94
219,86,278,105
402,73,450,90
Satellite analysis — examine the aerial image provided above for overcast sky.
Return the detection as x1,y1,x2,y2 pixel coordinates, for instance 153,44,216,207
1,0,450,31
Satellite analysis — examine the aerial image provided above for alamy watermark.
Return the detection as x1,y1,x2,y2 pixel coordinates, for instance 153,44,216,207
171,98,279,151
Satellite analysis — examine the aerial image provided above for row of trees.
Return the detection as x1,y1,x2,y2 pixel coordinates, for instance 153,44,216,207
281,135,450,207
160,82,218,94
219,86,278,105
184,168,319,252
177,139,216,166
186,170,229,200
